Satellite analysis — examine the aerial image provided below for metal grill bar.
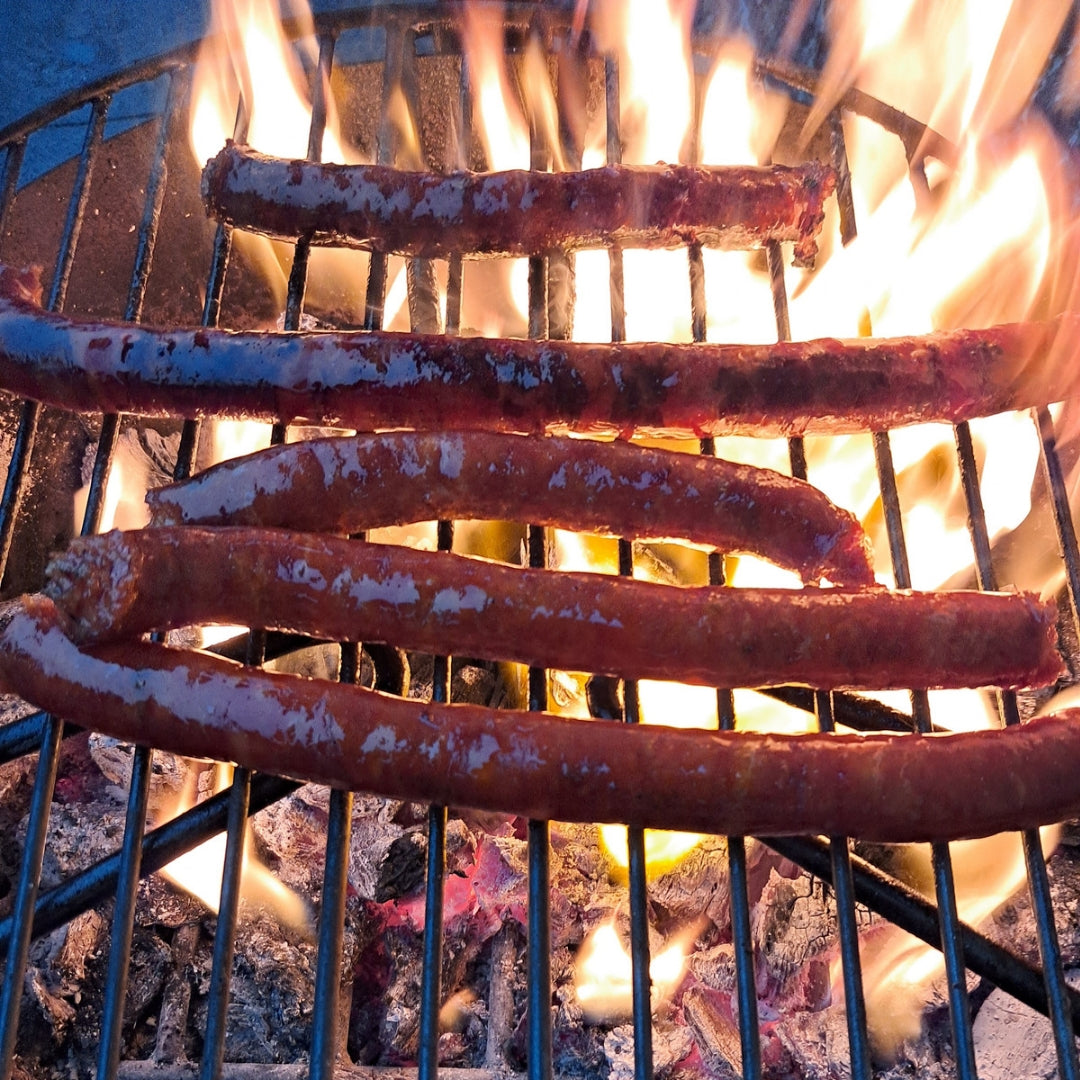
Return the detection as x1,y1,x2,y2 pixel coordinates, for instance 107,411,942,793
516,26,557,1080
692,231,762,1078
828,107,983,1078
0,11,1078,1077
953,418,1080,1080
767,834,1080,1028
600,55,654,1080
0,775,300,952
200,765,255,1080
200,29,340,1080
1036,405,1080,627
0,91,112,1080
96,66,193,1080
765,223,874,1078
416,30,469,1080
0,140,25,239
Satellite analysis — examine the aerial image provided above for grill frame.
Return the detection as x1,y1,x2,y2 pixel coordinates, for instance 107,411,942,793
0,5,1079,1079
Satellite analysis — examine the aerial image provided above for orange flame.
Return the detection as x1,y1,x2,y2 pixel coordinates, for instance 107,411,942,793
158,763,311,932
575,919,692,1022
190,0,371,316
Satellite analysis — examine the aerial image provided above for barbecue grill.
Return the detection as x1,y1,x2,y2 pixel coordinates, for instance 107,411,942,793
1,3,1080,1078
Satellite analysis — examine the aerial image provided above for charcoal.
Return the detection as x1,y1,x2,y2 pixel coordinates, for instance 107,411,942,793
188,910,316,1065
771,1004,856,1080
752,869,840,994
647,837,731,928
123,928,173,1031
27,801,125,889
481,922,522,1068
375,833,427,903
687,943,738,995
87,737,189,819
151,922,202,1064
139,876,209,932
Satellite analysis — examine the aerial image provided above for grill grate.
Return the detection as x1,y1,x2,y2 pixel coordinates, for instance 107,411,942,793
1,6,1080,1079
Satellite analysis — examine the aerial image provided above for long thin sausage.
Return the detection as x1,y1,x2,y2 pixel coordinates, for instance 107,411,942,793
201,143,834,267
145,431,874,586
43,527,1063,691
0,594,1076,843
1,269,1074,438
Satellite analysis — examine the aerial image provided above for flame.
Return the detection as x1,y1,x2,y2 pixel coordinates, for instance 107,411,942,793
591,0,695,166
73,436,152,534
190,0,370,316
575,919,691,1022
853,823,1060,1060
158,763,311,932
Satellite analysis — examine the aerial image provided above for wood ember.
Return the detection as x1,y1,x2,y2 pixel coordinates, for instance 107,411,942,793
751,868,843,996
151,921,201,1065
188,911,318,1065
681,985,743,1076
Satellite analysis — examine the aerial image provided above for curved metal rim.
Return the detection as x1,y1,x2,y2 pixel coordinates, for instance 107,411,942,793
0,45,197,150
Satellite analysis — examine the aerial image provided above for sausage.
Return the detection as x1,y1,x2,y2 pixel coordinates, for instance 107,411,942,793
43,527,1063,691
145,431,874,586
201,142,834,268
0,278,1073,437
0,593,1076,843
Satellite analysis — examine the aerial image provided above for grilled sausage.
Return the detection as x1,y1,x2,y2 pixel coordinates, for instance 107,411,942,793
145,431,874,586
43,527,1063,691
0,593,1076,843
0,266,1074,438
201,142,834,267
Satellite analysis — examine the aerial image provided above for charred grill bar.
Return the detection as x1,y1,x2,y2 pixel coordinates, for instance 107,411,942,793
0,5,1079,1080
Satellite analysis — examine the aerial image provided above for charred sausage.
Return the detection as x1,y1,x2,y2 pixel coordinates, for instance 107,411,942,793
1,266,1074,438
145,431,874,586
44,527,1063,691
201,142,834,267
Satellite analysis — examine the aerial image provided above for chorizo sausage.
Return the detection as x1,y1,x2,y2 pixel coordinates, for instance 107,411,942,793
1,267,1073,438
145,431,874,586
201,142,834,268
44,528,1062,692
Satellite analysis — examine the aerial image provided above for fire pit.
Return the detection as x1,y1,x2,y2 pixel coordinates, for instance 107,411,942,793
2,2,1080,1079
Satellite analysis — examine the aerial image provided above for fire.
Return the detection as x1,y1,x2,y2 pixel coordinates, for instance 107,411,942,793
190,0,371,316
575,919,691,1023
853,824,1061,1059
157,763,311,932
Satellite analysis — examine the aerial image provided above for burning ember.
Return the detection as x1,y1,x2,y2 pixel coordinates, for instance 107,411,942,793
3,0,1080,1078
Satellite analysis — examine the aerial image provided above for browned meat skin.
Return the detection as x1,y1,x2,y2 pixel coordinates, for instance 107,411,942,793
201,142,835,268
0,264,42,305
145,431,874,586
1,594,1076,843
0,280,1075,437
43,527,1063,691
